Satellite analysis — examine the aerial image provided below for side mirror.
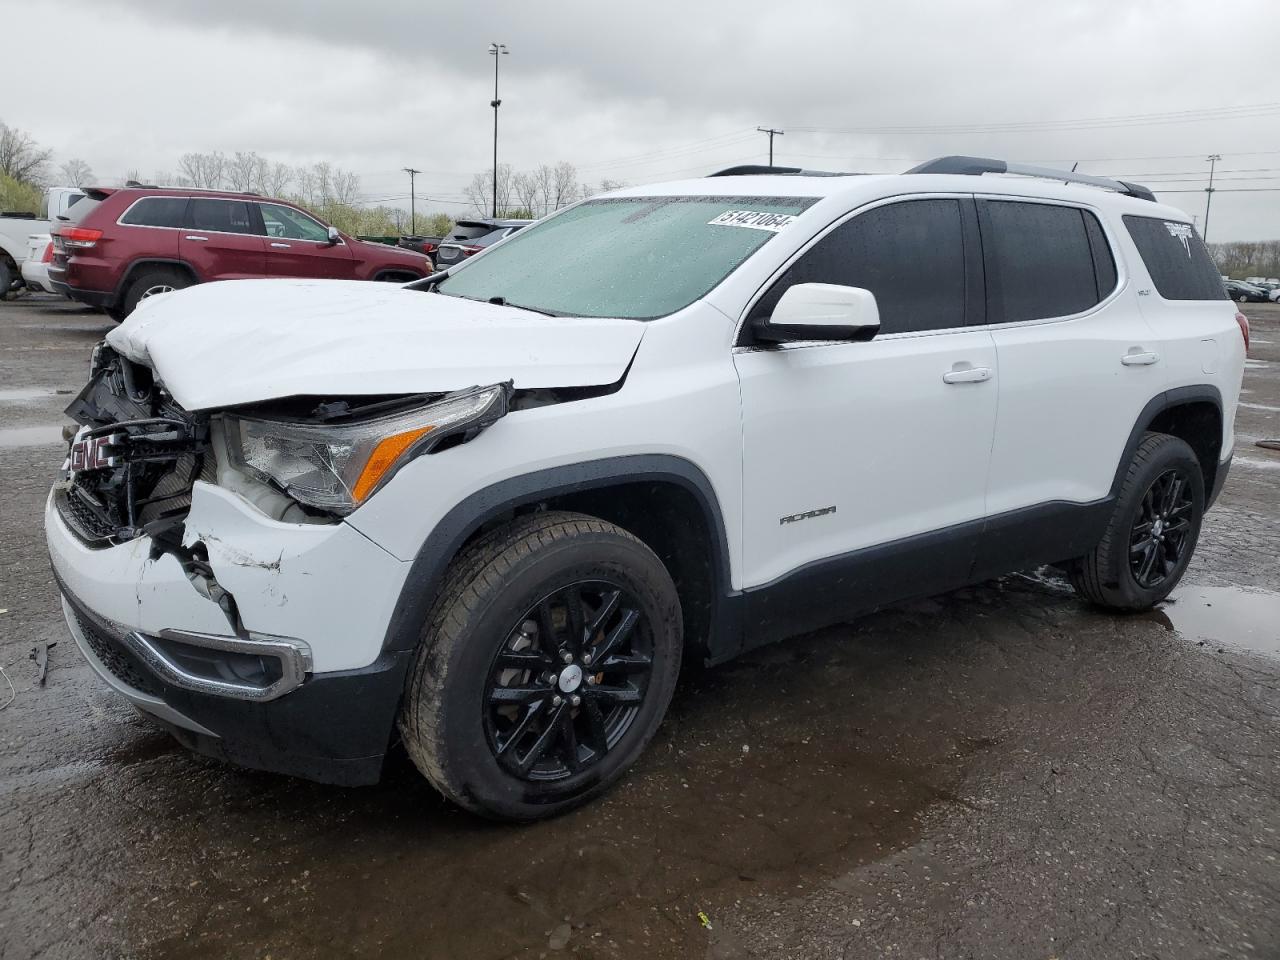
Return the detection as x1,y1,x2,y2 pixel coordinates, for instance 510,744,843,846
752,283,880,343
325,226,342,246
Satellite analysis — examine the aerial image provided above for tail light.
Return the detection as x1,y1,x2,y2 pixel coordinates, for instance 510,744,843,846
58,227,103,249
1235,311,1249,353
460,245,482,257
41,242,54,263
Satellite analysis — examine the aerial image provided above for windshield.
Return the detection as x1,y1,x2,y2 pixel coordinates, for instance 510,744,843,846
435,195,816,319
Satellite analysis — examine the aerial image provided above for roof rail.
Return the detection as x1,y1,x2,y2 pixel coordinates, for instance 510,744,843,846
905,156,1156,202
708,164,857,178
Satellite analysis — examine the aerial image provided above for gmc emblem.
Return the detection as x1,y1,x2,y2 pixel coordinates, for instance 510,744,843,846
69,433,120,472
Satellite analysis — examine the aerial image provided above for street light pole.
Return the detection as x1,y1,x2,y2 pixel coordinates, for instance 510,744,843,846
757,127,784,166
489,42,509,219
1203,154,1221,242
402,167,420,235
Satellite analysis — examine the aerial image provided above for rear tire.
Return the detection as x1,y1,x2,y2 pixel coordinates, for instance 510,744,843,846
1068,433,1205,610
400,511,682,821
0,257,14,299
119,267,193,319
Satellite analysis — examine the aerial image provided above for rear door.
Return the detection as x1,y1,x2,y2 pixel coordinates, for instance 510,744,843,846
976,197,1158,573
180,198,267,280
258,202,356,279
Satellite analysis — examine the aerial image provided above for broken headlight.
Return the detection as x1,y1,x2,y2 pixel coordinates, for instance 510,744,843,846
225,384,508,514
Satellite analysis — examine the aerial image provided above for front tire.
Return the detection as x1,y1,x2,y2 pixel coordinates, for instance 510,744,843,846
1068,433,1205,610
400,511,682,821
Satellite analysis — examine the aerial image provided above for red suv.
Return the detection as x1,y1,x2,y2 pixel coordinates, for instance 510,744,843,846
49,187,433,319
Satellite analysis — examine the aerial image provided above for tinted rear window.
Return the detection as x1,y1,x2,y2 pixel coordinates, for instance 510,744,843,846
979,201,1108,324
186,199,259,235
120,196,189,228
449,223,495,241
1123,215,1226,301
64,196,101,224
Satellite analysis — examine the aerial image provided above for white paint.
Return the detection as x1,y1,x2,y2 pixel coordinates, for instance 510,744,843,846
1240,401,1280,413
106,278,646,411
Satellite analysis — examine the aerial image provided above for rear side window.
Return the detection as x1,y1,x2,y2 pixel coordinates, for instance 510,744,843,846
186,199,259,236
979,201,1114,324
751,198,967,335
1123,215,1226,301
119,196,189,228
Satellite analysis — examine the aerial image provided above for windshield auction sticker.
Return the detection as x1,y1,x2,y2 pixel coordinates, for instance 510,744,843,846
707,210,796,232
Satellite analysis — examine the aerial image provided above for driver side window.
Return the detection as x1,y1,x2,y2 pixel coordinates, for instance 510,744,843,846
750,198,968,335
259,203,330,242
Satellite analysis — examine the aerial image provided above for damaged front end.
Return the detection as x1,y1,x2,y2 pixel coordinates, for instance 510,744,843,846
56,344,212,547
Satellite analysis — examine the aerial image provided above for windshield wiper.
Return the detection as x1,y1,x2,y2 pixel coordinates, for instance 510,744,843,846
486,296,559,317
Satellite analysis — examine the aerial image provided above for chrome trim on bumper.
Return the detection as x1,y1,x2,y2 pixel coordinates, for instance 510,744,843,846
62,598,219,737
127,629,313,703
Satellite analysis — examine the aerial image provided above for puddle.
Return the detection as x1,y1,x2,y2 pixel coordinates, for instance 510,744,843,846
1235,456,1280,472
0,425,66,448
0,386,68,401
1151,585,1280,658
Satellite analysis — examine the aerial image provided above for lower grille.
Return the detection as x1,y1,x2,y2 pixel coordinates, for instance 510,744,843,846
73,611,163,697
54,486,115,544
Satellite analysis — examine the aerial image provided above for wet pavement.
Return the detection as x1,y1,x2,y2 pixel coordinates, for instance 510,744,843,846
1,294,1278,959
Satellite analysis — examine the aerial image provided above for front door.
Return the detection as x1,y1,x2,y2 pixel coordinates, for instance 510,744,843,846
258,202,356,279
733,197,998,645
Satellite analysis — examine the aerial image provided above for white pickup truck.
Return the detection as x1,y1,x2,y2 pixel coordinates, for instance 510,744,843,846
1,185,84,294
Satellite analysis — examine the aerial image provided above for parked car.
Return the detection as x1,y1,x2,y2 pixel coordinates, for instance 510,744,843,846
48,186,434,319
1224,279,1269,303
46,156,1245,821
397,235,442,259
0,186,83,294
1270,287,1280,303
19,233,55,293
432,217,532,268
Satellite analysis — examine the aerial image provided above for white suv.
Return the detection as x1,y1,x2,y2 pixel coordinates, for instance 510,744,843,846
45,156,1247,820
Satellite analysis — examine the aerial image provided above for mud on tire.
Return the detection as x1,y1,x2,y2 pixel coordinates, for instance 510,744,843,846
1067,432,1205,611
399,510,683,821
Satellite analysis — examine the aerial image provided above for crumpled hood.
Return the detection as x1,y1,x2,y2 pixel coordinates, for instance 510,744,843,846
106,279,645,411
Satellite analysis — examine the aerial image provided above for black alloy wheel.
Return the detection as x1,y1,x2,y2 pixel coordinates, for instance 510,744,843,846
1128,467,1196,589
484,580,653,781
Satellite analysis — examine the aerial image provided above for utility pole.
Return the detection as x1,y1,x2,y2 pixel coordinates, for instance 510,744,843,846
1203,154,1221,242
489,42,509,219
757,127,784,166
402,167,420,235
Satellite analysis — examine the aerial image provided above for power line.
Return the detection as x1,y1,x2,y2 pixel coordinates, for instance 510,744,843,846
784,101,1280,137
757,127,784,166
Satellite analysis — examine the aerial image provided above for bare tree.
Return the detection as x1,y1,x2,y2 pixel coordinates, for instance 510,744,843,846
550,161,580,211
178,151,227,188
330,168,360,205
0,122,53,185
227,151,261,192
512,171,542,217
58,158,95,187
260,161,292,198
465,164,514,216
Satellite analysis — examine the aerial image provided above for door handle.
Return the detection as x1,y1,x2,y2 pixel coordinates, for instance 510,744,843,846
270,242,291,249
942,366,992,384
1121,351,1160,366
184,235,208,242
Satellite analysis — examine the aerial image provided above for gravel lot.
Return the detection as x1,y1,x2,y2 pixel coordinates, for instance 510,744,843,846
1,294,1277,960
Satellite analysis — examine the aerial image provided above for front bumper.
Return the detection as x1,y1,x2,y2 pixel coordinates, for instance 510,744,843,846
46,479,415,785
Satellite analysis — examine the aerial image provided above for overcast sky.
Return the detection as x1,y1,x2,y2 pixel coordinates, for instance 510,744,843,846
4,0,1279,240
